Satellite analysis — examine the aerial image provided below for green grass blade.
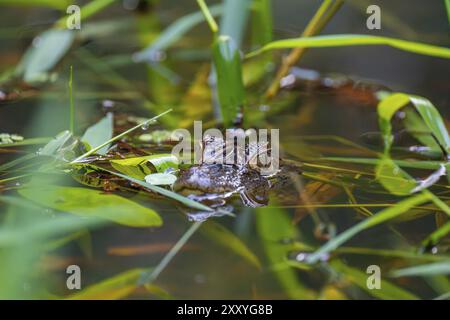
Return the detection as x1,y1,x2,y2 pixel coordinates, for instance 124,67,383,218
250,0,273,47
71,109,172,163
69,66,75,133
246,34,450,59
139,221,202,284
323,157,443,170
0,153,37,172
212,35,245,126
391,262,450,278
445,0,450,25
375,157,417,195
196,0,218,33
331,260,419,299
306,192,432,264
423,220,450,246
256,205,314,299
56,0,118,28
220,0,251,48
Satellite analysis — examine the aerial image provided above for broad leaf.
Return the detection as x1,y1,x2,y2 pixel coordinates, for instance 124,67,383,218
18,186,162,227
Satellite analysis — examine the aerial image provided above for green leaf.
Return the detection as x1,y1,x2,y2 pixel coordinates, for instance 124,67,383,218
391,262,450,278
306,192,432,264
68,268,148,300
110,154,178,180
147,154,179,172
71,109,172,163
375,157,417,195
55,0,118,28
445,0,450,25
250,0,273,47
378,93,450,155
324,157,443,170
17,29,75,83
220,0,251,48
403,108,441,153
0,0,70,9
256,206,314,299
331,260,419,300
409,95,450,154
212,35,246,126
200,220,261,269
111,157,152,180
37,130,73,157
423,220,450,246
81,113,114,155
144,173,177,186
18,186,162,228
247,34,450,59
134,4,223,62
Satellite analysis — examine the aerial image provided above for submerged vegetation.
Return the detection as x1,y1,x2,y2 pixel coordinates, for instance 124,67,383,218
0,0,449,299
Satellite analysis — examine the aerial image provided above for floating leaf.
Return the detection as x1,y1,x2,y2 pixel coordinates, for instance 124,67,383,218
200,220,261,269
18,186,162,227
145,173,177,186
81,113,113,155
